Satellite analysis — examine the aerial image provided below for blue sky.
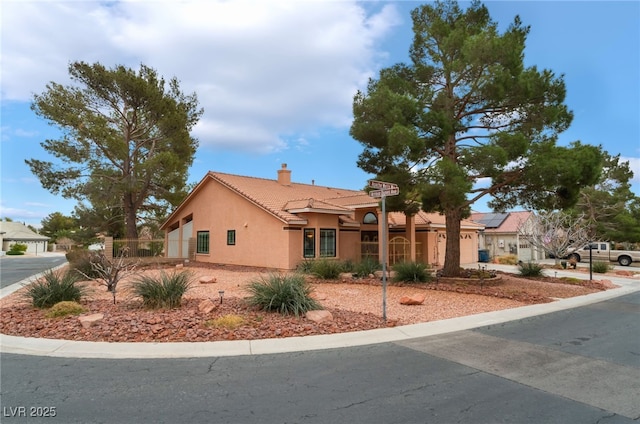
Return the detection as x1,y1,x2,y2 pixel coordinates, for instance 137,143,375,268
2,1,639,228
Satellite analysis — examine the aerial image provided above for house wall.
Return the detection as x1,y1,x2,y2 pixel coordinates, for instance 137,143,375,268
485,233,520,260
3,240,48,255
339,229,360,263
165,179,294,269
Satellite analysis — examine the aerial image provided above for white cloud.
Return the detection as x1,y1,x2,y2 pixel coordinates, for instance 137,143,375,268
621,156,640,184
1,1,401,154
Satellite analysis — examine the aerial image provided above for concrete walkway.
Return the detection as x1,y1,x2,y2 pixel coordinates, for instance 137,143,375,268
1,262,638,359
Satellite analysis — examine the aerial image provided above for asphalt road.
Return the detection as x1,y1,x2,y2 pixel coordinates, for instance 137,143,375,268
0,255,67,289
1,291,638,424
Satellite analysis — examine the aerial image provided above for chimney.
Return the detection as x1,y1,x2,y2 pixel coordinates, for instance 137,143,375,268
277,163,291,185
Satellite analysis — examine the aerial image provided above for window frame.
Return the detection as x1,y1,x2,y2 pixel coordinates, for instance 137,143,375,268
196,231,210,254
319,228,336,258
363,212,378,224
303,228,315,258
227,230,236,246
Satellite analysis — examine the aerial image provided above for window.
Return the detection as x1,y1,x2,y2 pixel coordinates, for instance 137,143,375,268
304,229,315,258
196,231,209,254
227,230,236,245
363,212,378,224
319,229,336,257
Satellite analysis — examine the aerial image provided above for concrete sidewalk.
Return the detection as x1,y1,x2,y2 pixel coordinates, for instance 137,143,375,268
1,263,638,359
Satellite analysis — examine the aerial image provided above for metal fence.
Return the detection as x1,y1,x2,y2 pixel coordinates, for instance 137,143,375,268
111,239,165,258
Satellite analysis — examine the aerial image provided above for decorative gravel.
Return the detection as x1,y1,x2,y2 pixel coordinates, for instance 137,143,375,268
0,264,618,343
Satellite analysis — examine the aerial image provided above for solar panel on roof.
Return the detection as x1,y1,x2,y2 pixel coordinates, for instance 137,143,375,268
476,212,509,228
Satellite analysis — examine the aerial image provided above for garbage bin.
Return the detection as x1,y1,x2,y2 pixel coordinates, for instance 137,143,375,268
478,249,490,263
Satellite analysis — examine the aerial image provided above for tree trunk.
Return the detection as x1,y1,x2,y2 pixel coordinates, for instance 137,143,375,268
442,207,462,277
123,194,139,239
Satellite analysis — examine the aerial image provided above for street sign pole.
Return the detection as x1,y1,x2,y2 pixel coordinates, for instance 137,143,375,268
381,191,387,322
368,180,399,323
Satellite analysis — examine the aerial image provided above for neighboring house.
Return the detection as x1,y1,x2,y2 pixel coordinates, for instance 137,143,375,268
470,211,543,262
0,221,50,255
161,164,484,270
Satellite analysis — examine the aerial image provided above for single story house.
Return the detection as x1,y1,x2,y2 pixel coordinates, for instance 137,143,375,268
0,221,50,255
470,211,544,262
161,164,484,270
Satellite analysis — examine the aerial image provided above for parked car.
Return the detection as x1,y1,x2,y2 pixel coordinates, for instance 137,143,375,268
566,242,640,266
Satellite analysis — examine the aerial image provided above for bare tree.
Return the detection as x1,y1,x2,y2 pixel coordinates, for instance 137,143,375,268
81,249,139,304
521,211,593,265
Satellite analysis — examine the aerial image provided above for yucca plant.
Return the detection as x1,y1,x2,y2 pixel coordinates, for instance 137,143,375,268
310,259,342,280
131,270,193,309
354,257,381,277
517,261,544,277
392,261,432,283
245,273,321,316
24,269,85,308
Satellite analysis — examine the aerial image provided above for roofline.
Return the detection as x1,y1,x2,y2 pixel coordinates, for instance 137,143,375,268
286,208,349,215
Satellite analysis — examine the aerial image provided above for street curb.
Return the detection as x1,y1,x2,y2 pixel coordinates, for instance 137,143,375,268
1,277,638,359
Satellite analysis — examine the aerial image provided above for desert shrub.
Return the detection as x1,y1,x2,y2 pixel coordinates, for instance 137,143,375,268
245,273,321,316
66,249,101,279
296,259,314,274
591,261,611,274
310,259,342,280
24,269,85,308
7,243,28,255
131,270,193,309
354,257,381,277
392,261,432,283
45,301,86,318
496,255,519,265
205,314,245,330
340,259,356,273
518,261,544,277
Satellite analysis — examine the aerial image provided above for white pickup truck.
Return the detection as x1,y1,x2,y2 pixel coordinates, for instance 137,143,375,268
567,242,640,266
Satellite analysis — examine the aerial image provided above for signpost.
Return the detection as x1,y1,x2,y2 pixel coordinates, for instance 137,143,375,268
368,180,399,321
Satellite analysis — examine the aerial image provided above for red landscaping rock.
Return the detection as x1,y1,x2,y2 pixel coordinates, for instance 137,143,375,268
305,310,333,323
198,299,217,314
199,276,217,284
78,313,104,329
400,293,427,305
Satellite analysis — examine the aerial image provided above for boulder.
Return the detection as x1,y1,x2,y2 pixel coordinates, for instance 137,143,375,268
199,275,217,284
400,293,427,305
198,299,217,314
339,272,353,282
78,313,104,328
374,270,396,280
305,310,333,323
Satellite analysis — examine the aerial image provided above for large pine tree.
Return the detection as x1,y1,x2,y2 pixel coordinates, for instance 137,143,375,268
27,62,203,239
351,1,604,276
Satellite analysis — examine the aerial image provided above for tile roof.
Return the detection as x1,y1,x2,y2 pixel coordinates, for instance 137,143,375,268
389,211,484,229
203,171,377,224
162,167,487,230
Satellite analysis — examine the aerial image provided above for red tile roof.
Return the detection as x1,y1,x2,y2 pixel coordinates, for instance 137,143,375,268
162,168,486,230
